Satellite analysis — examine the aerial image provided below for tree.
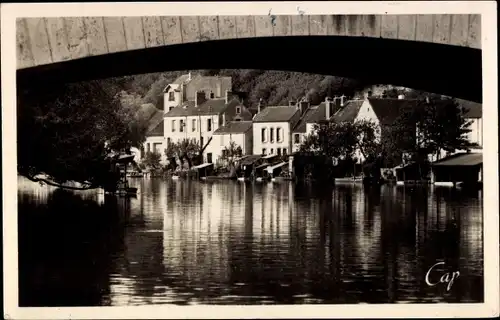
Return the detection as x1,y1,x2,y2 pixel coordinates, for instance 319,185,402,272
17,81,142,190
164,139,201,170
142,152,162,170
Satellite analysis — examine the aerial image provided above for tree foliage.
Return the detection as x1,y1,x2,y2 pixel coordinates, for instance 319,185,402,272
17,81,140,189
164,139,201,169
142,151,162,170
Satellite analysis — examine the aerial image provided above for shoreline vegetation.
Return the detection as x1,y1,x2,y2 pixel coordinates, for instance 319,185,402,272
17,69,480,193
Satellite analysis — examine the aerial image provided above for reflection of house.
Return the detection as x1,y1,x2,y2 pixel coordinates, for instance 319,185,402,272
164,91,252,163
205,121,253,165
252,101,302,156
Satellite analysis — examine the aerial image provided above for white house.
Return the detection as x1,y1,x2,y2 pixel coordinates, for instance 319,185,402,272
164,91,253,163
291,96,343,152
252,102,302,157
332,95,483,164
162,72,232,113
205,121,253,165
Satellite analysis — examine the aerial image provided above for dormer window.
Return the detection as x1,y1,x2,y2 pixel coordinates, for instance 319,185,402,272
236,107,241,114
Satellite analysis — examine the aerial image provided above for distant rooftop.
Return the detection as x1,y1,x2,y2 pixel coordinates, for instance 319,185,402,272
332,100,364,123
213,121,252,135
253,106,299,123
164,98,239,117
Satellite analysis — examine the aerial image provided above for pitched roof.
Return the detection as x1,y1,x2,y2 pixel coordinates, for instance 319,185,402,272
367,98,420,125
332,100,364,123
253,106,299,123
213,121,252,135
141,105,164,137
432,152,482,166
456,99,482,118
146,120,164,137
164,99,237,117
293,103,327,133
163,73,197,92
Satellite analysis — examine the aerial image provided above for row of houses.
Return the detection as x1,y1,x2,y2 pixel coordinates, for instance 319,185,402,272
142,73,483,178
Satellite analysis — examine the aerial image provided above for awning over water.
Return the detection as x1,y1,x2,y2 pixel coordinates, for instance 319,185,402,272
263,154,279,160
432,153,483,167
266,162,288,173
193,163,214,170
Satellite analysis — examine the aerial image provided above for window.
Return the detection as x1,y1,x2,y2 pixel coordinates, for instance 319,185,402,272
210,92,215,99
236,107,241,114
169,106,175,111
270,128,275,143
262,148,266,155
201,137,204,148
172,120,176,132
270,148,274,154
154,143,161,153
192,119,196,132
146,143,150,153
277,148,281,156
180,119,185,132
169,91,175,101
283,148,287,155
294,133,300,144
207,119,212,132
236,118,241,121
261,128,267,142
276,127,282,142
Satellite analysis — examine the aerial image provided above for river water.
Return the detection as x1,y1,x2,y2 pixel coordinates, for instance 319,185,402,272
17,177,484,306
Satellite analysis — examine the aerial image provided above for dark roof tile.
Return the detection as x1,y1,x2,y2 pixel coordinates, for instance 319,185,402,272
164,98,236,117
253,106,299,123
332,100,364,123
214,121,252,134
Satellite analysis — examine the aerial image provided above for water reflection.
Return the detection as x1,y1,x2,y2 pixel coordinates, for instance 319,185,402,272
18,177,483,306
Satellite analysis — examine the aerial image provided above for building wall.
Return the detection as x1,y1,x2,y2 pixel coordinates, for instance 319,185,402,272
143,136,167,164
164,114,222,162
253,122,291,156
163,84,183,113
467,118,482,147
206,132,250,164
185,77,232,101
353,100,381,163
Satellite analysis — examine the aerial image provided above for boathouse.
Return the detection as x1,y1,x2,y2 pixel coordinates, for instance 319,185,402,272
431,153,483,187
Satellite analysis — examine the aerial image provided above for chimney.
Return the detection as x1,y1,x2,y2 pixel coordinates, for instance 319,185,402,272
222,112,226,125
299,100,309,115
188,72,192,81
258,98,264,113
398,94,405,100
289,100,297,107
225,90,233,104
425,96,430,104
325,97,332,120
367,90,373,98
340,94,346,107
195,91,206,107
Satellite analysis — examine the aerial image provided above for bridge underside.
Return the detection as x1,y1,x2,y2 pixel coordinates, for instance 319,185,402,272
17,36,482,103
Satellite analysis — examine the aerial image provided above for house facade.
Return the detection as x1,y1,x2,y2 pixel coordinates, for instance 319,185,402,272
162,73,232,113
291,97,343,152
205,121,253,165
252,102,302,156
164,91,252,163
